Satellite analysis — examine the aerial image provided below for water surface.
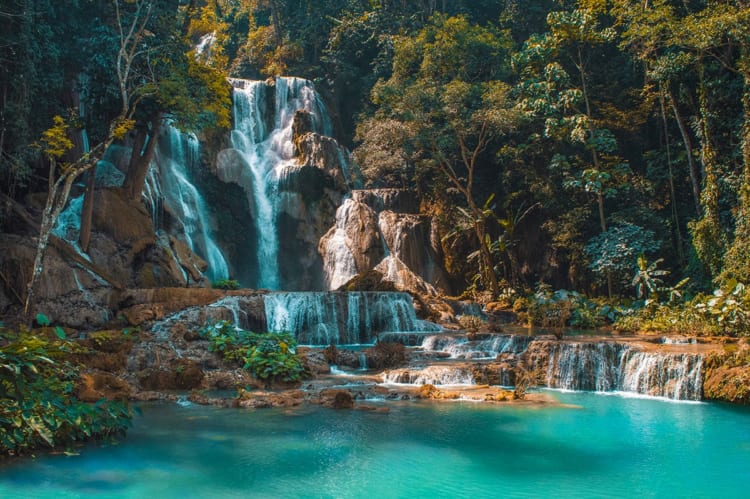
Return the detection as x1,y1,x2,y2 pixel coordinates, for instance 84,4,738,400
1,392,748,498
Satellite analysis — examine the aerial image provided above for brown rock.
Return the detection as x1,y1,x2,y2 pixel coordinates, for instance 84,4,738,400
137,359,204,391
77,372,133,402
319,389,355,409
238,389,305,409
703,365,750,404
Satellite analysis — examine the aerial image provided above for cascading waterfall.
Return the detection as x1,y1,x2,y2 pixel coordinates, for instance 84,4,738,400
381,366,476,386
421,334,533,360
264,291,440,345
154,126,229,282
321,198,360,290
230,77,331,289
539,342,704,400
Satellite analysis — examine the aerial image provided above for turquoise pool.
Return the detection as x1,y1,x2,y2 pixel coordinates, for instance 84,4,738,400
1,391,748,498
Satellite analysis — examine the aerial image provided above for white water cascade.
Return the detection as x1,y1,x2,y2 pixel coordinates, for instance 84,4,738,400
321,198,360,290
264,291,440,345
152,126,229,282
230,77,331,289
539,342,704,400
421,334,533,360
381,366,476,386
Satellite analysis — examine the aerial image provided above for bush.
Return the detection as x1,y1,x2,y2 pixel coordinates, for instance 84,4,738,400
525,286,623,331
457,315,485,339
199,321,306,384
614,281,749,337
211,279,240,290
0,326,132,456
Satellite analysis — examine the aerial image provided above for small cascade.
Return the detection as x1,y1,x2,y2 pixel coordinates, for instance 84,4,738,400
154,126,229,282
538,342,704,400
618,351,703,400
381,366,476,386
320,198,360,289
52,196,84,249
421,334,532,359
263,291,440,345
229,77,331,289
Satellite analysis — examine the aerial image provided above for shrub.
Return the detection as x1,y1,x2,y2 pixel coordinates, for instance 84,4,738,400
0,326,132,456
614,281,749,337
457,315,485,339
199,320,306,384
211,279,240,290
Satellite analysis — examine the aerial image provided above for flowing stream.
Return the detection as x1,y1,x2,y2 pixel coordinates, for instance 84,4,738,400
1,393,747,498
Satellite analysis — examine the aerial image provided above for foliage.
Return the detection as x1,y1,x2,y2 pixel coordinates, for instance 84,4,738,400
526,285,620,332
211,278,241,290
457,315,485,340
0,326,132,455
585,223,661,290
3,0,750,307
693,281,749,336
615,280,749,337
199,320,305,383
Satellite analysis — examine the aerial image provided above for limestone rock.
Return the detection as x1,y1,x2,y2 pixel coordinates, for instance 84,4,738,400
294,132,350,192
378,211,450,292
374,256,438,297
238,389,305,409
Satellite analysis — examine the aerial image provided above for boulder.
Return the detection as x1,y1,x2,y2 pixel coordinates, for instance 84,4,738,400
318,388,355,409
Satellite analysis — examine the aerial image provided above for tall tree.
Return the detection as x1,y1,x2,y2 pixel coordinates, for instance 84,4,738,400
23,0,231,318
357,15,519,296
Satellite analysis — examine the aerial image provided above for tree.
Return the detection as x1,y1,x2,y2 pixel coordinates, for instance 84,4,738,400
515,3,633,296
358,15,519,296
23,0,231,319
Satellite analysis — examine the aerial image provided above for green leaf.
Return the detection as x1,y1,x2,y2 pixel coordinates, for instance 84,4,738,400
54,327,66,340
36,314,50,327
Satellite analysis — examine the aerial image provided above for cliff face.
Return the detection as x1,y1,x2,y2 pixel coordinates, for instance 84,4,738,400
319,189,451,295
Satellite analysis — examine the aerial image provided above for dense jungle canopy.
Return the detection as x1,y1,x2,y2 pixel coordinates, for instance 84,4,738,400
1,0,749,301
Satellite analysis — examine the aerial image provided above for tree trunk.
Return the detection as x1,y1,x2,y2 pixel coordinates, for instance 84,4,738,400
24,167,78,319
668,90,702,215
473,218,500,297
691,74,725,278
123,117,162,200
659,86,685,262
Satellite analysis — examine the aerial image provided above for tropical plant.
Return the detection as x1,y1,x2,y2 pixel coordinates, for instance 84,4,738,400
0,324,132,455
693,281,749,336
199,320,305,384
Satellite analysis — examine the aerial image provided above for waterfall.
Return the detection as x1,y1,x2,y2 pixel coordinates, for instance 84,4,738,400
229,77,331,289
381,366,476,386
155,126,229,282
539,342,704,400
264,291,440,345
321,198,360,289
421,334,533,359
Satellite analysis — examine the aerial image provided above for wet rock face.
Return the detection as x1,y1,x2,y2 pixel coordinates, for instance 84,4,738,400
319,191,451,296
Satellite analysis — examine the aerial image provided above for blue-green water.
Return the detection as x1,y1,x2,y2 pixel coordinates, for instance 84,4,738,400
1,392,749,498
